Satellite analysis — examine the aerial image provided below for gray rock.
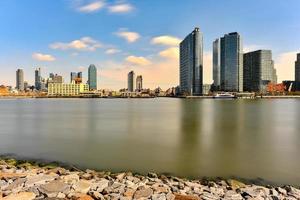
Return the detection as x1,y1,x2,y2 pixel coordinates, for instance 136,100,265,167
25,174,58,187
73,179,91,194
134,187,153,199
39,180,70,198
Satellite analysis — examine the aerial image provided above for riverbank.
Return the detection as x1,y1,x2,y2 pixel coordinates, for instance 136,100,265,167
0,159,299,200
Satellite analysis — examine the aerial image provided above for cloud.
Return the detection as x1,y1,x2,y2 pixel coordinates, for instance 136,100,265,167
151,35,181,46
274,51,297,82
115,29,140,43
77,66,86,71
50,37,102,51
105,48,121,54
159,47,179,59
78,1,105,13
32,53,56,62
108,3,134,13
126,56,151,66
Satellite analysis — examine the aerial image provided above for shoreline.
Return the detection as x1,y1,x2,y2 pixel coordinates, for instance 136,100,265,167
0,158,299,200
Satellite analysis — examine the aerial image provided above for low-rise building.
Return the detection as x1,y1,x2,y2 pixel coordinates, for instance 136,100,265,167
48,81,89,96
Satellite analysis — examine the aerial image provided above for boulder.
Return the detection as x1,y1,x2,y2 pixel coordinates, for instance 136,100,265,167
133,187,153,199
39,180,70,197
2,192,36,200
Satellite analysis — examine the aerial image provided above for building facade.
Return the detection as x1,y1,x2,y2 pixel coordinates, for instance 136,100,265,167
220,32,243,92
35,68,42,90
213,38,221,90
243,50,277,92
70,72,77,83
179,27,203,96
296,53,300,82
48,82,89,96
16,69,24,91
136,75,143,92
88,64,97,90
128,71,135,92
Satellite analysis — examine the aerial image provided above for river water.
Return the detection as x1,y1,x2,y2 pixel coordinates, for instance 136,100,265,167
0,98,299,185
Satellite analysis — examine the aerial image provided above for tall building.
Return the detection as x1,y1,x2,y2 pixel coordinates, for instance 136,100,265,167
48,74,63,84
295,53,300,82
128,71,135,92
213,38,221,90
220,32,243,92
88,64,97,90
179,27,203,96
70,72,77,83
35,68,42,90
16,69,24,91
243,50,277,92
136,75,143,91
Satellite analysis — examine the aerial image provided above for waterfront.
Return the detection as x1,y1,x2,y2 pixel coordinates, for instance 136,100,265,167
0,98,300,186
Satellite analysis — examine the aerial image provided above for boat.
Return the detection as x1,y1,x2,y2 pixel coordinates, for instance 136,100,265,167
213,93,236,99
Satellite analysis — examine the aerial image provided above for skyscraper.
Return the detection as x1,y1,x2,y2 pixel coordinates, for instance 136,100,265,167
179,27,203,96
213,38,221,90
70,72,77,83
35,68,42,90
88,64,97,91
16,69,24,91
295,53,300,82
220,32,243,92
243,50,277,92
128,71,135,92
136,75,143,92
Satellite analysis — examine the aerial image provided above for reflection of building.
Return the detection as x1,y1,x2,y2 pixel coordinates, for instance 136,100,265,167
48,82,89,96
16,69,24,91
128,71,135,92
213,38,221,90
295,53,300,82
202,84,211,95
220,32,243,92
35,68,42,90
88,64,97,90
136,75,143,92
180,27,203,96
243,50,277,92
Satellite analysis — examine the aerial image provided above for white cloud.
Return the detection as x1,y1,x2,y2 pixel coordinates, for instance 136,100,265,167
151,36,181,46
115,29,140,43
50,37,102,51
105,48,121,54
108,3,134,13
274,51,297,82
126,56,151,66
32,53,56,62
159,47,179,59
78,1,105,13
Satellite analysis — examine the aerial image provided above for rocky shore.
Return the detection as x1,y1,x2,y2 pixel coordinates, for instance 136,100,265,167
0,159,299,200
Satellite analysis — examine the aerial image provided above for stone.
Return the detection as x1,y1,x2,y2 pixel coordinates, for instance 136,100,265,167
56,192,66,198
25,174,58,187
63,173,80,183
174,194,200,200
227,179,246,190
0,172,26,179
152,193,167,200
116,173,126,181
2,192,36,200
200,192,219,200
73,180,91,194
133,187,153,199
92,179,109,192
76,194,94,200
123,188,135,197
224,190,243,200
39,180,69,197
166,193,175,200
4,178,26,190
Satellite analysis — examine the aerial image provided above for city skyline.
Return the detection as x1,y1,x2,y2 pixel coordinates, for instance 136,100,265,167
0,0,300,90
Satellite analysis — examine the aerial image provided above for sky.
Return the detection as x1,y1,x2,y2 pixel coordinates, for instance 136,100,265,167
0,0,299,90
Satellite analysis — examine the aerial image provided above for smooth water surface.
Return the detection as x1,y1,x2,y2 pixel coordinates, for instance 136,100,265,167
0,98,299,185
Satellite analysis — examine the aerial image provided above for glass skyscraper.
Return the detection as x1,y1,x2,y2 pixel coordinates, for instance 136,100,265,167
136,75,143,92
16,69,24,91
179,27,203,96
128,71,135,92
213,38,221,90
88,64,97,91
220,32,243,92
243,50,277,92
35,68,42,90
295,53,300,82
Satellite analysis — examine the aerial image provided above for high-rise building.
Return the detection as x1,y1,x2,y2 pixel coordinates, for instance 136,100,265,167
70,72,77,83
128,71,135,92
295,53,300,82
136,75,143,92
179,27,203,96
220,32,243,92
243,50,277,92
88,64,97,90
16,69,24,91
48,74,63,84
213,38,221,90
35,68,42,90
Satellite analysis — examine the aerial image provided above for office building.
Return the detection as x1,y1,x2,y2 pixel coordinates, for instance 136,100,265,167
128,71,135,92
136,75,143,92
16,69,24,91
88,64,97,90
48,81,89,96
296,53,300,82
70,72,77,83
213,38,221,90
35,68,42,90
243,50,277,92
220,32,243,92
179,27,203,96
48,74,63,84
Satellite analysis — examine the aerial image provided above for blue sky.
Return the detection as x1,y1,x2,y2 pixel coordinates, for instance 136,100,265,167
0,0,299,89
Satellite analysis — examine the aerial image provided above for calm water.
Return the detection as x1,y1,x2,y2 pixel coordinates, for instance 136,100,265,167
0,98,299,185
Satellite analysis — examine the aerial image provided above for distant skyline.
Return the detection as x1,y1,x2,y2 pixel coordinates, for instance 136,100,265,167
0,0,300,90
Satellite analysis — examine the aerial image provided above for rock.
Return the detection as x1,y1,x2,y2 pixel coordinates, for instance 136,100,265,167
174,194,200,200
123,188,135,197
152,193,167,200
63,173,80,183
116,173,126,181
73,180,91,194
25,174,58,187
56,192,66,198
76,194,94,200
0,172,27,179
2,192,36,200
133,187,153,199
227,179,246,190
39,180,69,197
148,172,158,178
200,192,219,200
166,193,175,200
276,187,287,195
91,179,109,192
224,191,243,200
3,178,26,190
